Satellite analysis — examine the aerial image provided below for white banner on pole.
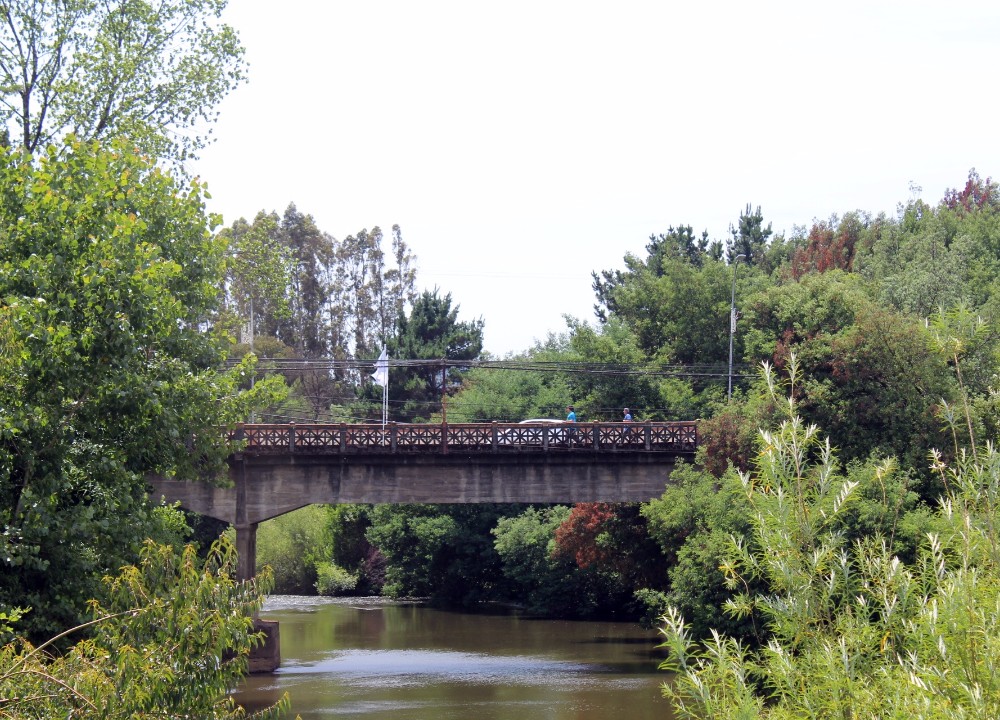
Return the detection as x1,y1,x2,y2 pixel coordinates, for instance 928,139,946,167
371,347,389,427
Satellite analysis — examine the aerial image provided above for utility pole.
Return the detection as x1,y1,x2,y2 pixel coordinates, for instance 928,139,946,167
249,296,256,422
728,254,746,402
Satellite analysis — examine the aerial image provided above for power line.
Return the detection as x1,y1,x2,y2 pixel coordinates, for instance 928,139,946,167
229,356,757,380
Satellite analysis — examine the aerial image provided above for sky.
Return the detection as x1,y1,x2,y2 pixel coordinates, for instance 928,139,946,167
190,1,1000,357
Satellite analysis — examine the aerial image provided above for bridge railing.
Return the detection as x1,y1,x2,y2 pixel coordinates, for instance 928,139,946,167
226,421,697,455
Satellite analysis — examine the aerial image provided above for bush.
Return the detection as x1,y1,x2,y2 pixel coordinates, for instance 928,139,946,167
256,505,333,594
0,537,288,719
315,561,359,596
659,359,1000,719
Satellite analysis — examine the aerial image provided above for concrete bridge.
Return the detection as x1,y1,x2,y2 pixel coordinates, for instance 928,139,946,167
147,420,697,581
146,420,696,671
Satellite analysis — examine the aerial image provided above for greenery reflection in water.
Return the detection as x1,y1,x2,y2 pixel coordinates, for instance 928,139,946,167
235,596,675,720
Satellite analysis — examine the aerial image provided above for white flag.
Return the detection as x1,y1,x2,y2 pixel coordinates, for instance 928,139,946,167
730,307,738,333
371,347,388,387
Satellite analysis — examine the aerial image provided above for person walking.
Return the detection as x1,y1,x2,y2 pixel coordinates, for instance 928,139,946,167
566,405,577,446
622,407,633,444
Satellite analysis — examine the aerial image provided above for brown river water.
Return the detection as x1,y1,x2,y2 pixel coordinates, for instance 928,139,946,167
234,596,677,720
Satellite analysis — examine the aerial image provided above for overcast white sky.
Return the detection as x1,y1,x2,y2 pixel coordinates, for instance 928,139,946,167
190,1,1000,357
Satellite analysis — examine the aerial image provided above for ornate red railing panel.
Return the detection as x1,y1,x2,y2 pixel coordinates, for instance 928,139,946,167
226,421,697,455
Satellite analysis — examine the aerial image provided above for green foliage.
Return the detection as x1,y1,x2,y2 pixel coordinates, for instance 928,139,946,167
846,174,1000,332
492,505,586,615
659,361,1000,719
447,340,573,422
728,204,773,266
0,537,287,719
0,0,246,163
217,211,419,422
255,505,334,594
315,561,359,596
696,401,771,477
643,464,759,641
385,289,484,422
565,317,667,420
366,504,516,605
493,504,640,618
0,138,269,640
221,210,293,340
326,504,384,594
594,250,733,364
743,271,956,470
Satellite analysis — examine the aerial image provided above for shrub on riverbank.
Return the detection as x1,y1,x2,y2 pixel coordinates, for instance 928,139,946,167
0,537,288,719
659,362,1000,718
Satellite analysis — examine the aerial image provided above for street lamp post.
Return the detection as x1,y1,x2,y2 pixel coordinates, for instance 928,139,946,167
727,253,746,402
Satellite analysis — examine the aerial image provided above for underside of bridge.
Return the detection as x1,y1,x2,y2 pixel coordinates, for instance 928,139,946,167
147,449,688,581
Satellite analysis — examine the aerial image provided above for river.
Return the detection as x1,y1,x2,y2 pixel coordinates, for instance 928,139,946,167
234,596,676,720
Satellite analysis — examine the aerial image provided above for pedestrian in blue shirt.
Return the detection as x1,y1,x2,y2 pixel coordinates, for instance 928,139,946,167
566,405,577,446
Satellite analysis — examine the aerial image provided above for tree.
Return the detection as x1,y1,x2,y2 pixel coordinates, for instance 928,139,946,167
642,464,759,640
789,212,869,279
728,203,773,266
445,339,573,422
322,224,418,363
278,204,334,359
221,211,292,346
552,502,669,610
742,271,956,471
0,0,246,163
365,504,517,606
0,138,277,640
492,505,605,617
385,289,484,422
592,251,735,365
592,225,721,322
942,167,1000,212
254,505,334,594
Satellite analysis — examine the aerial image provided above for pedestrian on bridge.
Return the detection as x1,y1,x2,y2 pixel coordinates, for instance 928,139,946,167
566,405,577,446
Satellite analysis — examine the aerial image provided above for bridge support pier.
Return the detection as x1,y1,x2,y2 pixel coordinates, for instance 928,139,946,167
235,522,278,672
235,522,258,583
249,618,280,673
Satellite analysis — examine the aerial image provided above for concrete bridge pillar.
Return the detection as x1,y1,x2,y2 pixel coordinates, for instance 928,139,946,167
235,522,258,583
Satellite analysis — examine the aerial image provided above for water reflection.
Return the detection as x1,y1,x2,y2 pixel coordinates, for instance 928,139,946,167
235,596,674,720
